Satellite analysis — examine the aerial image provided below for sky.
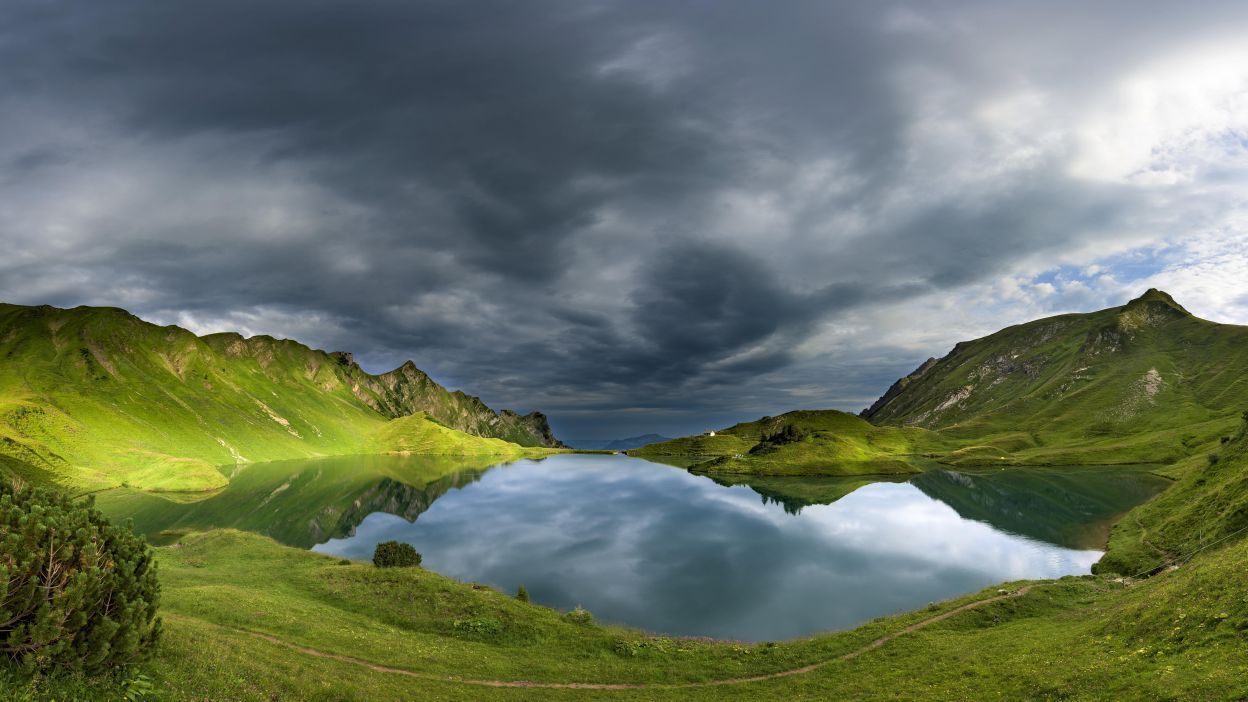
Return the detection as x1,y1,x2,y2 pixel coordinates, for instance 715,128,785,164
2,0,1247,439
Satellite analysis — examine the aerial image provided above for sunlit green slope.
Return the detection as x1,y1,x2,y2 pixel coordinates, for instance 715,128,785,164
630,409,947,476
1098,411,1248,575
0,303,558,491
862,290,1248,466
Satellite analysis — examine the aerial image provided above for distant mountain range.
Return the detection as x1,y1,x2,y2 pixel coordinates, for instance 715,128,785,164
563,434,673,451
0,302,561,491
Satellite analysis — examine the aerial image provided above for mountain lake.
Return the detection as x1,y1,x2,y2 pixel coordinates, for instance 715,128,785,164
96,453,1169,641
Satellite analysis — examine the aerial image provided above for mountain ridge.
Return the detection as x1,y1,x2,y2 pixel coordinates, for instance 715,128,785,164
633,290,1247,475
859,289,1248,465
0,301,561,491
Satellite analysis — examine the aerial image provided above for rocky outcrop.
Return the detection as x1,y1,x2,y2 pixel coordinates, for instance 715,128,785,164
337,358,562,448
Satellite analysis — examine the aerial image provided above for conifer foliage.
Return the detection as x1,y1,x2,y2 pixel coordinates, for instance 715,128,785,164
0,480,161,673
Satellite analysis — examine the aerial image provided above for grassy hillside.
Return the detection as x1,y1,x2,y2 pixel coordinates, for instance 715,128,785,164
11,523,1248,701
630,409,947,476
363,412,532,457
862,290,1248,466
0,303,559,491
1098,412,1248,575
639,291,1248,478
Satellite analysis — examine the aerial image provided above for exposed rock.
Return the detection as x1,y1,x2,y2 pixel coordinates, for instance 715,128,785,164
936,385,975,412
341,358,562,447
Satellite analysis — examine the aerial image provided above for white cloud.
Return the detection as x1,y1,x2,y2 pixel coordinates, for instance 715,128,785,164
1069,43,1248,185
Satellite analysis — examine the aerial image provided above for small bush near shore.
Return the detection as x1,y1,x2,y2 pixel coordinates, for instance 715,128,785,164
372,541,421,568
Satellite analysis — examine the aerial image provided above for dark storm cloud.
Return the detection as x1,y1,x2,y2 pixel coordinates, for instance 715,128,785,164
2,0,1247,437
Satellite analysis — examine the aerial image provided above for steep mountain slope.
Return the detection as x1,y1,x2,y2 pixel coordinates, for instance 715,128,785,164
629,409,947,476
313,352,560,447
862,290,1248,465
0,303,559,490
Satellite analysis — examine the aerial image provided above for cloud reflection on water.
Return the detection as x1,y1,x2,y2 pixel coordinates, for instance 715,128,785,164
314,455,1102,640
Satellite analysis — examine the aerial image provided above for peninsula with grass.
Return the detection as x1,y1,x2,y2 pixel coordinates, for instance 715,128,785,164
628,409,946,476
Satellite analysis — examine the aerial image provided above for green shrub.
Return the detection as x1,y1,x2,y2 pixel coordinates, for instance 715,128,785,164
516,584,529,603
613,637,677,658
564,606,593,625
613,639,642,657
750,423,808,454
0,481,161,674
372,541,421,568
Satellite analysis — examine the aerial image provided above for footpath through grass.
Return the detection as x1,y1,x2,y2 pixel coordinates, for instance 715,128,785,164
7,526,1247,701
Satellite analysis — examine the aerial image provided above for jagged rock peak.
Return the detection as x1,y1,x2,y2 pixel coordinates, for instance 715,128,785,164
1127,289,1190,315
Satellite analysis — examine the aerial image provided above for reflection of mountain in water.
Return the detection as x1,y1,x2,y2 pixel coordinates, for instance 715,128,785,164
910,468,1170,550
323,473,484,544
703,473,909,515
96,454,502,548
698,466,1169,549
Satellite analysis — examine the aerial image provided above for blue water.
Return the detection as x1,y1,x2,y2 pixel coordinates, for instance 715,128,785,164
310,454,1140,640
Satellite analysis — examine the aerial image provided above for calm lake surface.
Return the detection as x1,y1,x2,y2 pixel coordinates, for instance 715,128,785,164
97,453,1169,641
